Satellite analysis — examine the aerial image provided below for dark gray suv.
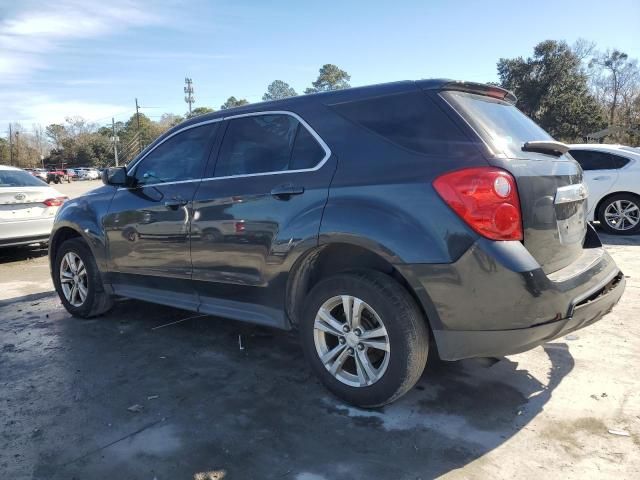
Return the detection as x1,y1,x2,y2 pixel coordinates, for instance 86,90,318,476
49,80,625,407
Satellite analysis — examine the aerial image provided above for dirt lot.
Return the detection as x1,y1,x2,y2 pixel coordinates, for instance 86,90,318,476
1,182,639,479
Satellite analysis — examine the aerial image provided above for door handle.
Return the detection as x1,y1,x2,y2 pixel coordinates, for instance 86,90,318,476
164,198,188,209
271,184,305,199
593,176,611,181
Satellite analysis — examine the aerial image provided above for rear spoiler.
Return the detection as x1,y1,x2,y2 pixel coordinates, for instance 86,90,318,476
438,81,517,104
522,141,570,157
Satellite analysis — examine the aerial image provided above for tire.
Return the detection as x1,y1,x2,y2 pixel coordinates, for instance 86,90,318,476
597,193,640,235
54,177,60,184
52,238,113,318
47,179,51,184
300,270,429,408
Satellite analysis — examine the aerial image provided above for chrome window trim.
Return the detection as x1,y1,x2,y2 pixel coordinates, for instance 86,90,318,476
121,110,331,190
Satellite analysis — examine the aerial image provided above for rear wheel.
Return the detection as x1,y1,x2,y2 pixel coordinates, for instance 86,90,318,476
300,271,429,408
53,238,113,317
598,193,640,235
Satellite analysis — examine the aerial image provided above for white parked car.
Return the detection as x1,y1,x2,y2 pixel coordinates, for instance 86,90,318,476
0,165,67,247
568,144,640,235
83,168,101,180
76,168,100,180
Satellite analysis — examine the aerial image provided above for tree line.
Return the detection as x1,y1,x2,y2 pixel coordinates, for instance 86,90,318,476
1,45,638,169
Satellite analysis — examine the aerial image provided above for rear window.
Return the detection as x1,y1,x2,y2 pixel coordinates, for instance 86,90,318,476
330,90,474,156
569,150,630,170
442,91,553,158
0,170,47,187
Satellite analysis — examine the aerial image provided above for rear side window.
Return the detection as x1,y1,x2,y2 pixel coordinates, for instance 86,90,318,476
330,90,472,156
215,114,326,177
0,170,46,187
290,125,326,170
569,150,630,171
442,91,553,158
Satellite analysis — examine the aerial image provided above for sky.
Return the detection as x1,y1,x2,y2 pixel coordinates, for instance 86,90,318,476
1,0,639,131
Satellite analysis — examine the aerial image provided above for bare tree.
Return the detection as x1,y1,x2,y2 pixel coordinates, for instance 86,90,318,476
590,50,640,125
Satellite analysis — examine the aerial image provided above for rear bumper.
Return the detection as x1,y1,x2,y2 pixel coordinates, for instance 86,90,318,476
397,226,625,360
432,271,624,360
0,218,54,247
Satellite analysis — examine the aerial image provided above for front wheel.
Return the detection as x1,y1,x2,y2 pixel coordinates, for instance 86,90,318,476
597,193,640,235
300,271,429,408
53,238,113,318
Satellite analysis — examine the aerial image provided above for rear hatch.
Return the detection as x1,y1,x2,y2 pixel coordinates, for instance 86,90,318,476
0,169,62,222
0,187,60,221
440,87,587,274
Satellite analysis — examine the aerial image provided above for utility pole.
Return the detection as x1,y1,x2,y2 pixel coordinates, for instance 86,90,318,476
184,77,194,115
111,117,119,167
15,131,20,168
8,124,13,166
135,98,141,154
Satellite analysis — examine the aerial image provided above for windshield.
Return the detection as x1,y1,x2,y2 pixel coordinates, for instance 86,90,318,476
0,170,48,187
442,91,554,158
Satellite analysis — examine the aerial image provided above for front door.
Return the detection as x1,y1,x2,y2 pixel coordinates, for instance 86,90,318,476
190,112,335,327
104,122,219,309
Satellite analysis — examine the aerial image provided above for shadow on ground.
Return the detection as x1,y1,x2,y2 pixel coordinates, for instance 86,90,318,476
1,294,573,479
0,244,48,265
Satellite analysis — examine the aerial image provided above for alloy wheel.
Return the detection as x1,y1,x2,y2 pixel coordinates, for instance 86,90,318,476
313,295,390,387
59,252,88,307
604,199,640,231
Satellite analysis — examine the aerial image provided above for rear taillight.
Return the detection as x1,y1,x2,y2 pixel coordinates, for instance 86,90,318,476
433,167,523,241
43,197,68,207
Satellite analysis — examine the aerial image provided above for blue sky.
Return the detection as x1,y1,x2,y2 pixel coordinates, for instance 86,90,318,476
1,0,639,129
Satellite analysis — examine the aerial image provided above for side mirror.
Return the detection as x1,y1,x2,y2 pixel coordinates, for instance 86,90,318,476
102,166,128,186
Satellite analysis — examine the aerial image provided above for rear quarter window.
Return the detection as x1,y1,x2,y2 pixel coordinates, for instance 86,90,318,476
329,90,475,157
569,150,630,170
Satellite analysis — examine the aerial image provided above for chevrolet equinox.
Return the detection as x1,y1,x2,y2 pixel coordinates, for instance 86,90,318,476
50,80,625,407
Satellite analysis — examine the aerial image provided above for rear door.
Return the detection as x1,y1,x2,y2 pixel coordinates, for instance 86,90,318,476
103,122,219,308
190,112,335,326
441,91,588,274
569,149,627,217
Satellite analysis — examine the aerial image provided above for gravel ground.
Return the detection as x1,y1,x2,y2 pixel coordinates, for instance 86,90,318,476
0,184,638,479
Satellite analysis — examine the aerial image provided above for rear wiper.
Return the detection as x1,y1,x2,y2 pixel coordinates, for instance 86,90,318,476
522,140,570,157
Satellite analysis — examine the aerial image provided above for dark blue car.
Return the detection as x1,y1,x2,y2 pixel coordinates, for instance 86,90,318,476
49,80,625,407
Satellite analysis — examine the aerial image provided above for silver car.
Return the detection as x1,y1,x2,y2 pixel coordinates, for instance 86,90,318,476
0,165,67,247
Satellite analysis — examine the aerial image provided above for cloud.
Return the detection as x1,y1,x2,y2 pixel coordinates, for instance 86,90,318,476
0,1,171,125
0,90,131,126
0,0,167,80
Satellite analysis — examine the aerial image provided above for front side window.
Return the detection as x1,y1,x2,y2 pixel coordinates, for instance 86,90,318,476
133,124,216,185
214,114,326,177
570,150,630,171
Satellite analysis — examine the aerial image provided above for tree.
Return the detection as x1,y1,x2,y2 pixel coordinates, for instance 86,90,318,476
305,64,351,94
120,112,163,154
590,50,640,126
497,40,606,141
0,137,10,165
220,96,249,110
45,124,67,150
263,80,297,101
186,107,213,119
